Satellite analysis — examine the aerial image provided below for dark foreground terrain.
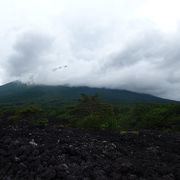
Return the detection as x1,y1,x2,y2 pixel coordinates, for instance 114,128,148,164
0,125,179,180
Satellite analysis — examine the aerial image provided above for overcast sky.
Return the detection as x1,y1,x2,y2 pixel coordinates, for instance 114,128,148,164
0,0,180,100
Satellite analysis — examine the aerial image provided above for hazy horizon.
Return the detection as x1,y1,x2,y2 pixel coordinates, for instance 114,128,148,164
1,0,180,100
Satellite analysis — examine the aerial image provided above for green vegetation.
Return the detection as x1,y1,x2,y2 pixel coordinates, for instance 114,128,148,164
0,81,176,105
0,94,179,131
70,94,117,129
0,105,48,127
1,81,178,131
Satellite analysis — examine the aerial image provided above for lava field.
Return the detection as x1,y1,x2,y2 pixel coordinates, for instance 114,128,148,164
0,125,179,180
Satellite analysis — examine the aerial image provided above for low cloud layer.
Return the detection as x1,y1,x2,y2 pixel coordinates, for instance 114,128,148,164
1,0,180,100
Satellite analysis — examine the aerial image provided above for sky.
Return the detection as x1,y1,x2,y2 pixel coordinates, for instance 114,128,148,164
0,0,180,100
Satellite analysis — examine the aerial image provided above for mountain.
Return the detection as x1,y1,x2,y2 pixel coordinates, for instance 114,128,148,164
0,81,177,105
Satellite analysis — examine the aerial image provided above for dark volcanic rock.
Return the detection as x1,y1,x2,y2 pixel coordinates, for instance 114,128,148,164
0,125,179,180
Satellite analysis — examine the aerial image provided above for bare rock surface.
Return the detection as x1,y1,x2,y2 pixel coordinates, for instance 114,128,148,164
0,124,179,180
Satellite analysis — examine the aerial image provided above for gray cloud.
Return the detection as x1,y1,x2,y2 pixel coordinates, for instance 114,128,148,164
7,33,53,76
4,26,180,101
92,30,180,99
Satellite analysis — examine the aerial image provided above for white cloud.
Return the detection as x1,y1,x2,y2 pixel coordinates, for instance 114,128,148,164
137,0,180,33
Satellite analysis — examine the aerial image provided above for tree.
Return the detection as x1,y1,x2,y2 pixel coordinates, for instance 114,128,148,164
72,94,117,129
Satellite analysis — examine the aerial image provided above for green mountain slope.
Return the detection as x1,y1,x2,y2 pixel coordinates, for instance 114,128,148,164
0,81,176,105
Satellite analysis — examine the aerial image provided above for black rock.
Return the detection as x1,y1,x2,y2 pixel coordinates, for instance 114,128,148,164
0,124,179,179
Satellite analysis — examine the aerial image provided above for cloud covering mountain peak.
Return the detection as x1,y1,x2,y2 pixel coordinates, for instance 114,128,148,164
1,0,180,100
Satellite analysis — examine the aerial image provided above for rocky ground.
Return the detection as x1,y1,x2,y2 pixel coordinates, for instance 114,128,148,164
0,124,179,180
